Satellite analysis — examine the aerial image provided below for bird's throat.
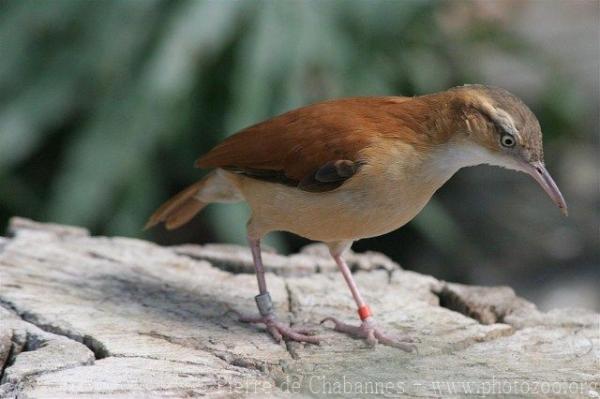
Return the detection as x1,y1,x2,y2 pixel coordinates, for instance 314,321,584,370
422,140,519,185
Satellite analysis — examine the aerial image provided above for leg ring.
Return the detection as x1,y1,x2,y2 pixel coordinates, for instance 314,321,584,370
358,305,372,321
255,292,274,317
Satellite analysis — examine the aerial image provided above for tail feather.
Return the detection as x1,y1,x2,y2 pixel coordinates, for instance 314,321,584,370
145,179,207,231
146,170,243,231
163,197,206,230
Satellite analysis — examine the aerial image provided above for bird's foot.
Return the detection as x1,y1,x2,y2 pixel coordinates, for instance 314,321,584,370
237,312,321,345
321,316,417,352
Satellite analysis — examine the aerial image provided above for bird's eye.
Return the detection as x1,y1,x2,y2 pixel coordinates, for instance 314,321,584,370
500,134,516,148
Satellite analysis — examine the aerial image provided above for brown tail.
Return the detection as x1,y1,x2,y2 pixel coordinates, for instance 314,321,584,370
145,179,208,231
145,170,243,231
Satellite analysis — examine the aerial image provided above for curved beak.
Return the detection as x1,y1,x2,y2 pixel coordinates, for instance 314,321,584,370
520,161,568,216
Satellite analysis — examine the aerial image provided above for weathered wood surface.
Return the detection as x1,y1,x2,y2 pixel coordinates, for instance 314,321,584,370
0,218,598,398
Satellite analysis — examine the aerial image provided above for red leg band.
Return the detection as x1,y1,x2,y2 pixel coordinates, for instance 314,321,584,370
358,305,372,321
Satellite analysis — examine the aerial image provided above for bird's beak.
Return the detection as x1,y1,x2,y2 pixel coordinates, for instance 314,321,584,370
520,160,568,216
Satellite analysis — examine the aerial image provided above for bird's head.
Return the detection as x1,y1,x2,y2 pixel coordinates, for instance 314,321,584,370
447,84,567,215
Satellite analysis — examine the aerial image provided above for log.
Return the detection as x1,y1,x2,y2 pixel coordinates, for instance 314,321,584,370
0,218,597,398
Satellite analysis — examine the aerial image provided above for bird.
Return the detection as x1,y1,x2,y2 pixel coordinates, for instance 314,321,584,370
145,84,567,351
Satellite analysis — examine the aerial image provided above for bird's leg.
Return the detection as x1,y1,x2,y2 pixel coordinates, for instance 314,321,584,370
322,250,417,352
236,237,320,344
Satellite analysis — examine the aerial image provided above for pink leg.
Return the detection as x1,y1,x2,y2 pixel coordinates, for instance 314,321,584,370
322,249,417,352
249,236,268,295
236,237,320,345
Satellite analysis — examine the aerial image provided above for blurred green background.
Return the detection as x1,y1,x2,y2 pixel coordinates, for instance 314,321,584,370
1,0,598,310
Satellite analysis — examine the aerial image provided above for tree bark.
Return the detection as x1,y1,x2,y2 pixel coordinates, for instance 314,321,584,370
0,218,597,398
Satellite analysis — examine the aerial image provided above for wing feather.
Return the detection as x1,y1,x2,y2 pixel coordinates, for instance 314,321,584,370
195,96,421,191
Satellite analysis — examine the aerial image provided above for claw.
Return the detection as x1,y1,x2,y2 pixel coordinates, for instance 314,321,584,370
237,312,321,345
322,316,417,352
320,316,340,327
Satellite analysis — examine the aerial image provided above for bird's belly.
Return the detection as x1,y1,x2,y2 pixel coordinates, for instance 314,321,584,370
237,175,434,242
290,200,422,241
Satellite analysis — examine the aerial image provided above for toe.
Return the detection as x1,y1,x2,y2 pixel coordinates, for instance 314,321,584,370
321,317,363,336
277,324,321,344
383,339,417,352
267,324,283,343
235,310,272,324
374,330,417,352
292,326,317,335
365,329,378,347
